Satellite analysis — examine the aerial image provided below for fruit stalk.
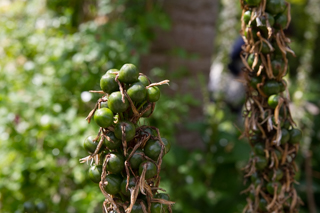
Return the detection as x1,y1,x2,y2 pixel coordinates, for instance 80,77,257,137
240,0,302,212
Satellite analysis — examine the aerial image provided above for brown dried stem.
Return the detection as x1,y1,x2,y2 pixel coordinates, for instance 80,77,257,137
89,90,106,94
146,80,170,89
115,75,126,103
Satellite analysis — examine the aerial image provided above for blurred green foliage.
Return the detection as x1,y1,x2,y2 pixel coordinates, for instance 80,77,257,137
0,0,170,212
0,0,320,213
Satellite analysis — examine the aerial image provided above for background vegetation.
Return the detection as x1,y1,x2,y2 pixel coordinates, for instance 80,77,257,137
0,0,319,212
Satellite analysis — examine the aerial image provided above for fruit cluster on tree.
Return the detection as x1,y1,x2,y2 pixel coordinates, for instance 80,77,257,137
81,63,174,213
240,0,302,212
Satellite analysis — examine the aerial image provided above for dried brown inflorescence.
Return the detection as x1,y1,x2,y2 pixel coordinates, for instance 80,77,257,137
240,0,303,212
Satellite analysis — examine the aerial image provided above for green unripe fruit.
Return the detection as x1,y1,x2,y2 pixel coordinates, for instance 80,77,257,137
244,27,260,41
120,177,136,196
141,105,153,117
251,172,263,187
259,198,268,211
139,161,157,179
244,0,262,7
83,135,100,154
105,131,122,150
106,152,125,174
248,189,255,201
254,178,262,187
147,86,161,102
280,128,290,144
260,42,272,54
104,174,122,195
162,138,171,154
262,12,274,26
100,73,119,94
275,149,282,161
254,13,274,33
98,151,108,165
118,63,139,83
131,203,145,213
106,68,118,75
89,165,102,183
142,127,157,137
243,10,252,24
152,193,170,213
279,80,287,92
127,82,147,103
151,193,170,213
289,128,302,144
250,172,259,182
266,0,286,15
248,53,262,71
262,80,281,96
94,108,114,128
114,121,136,141
250,76,262,89
151,203,167,213
247,53,256,68
283,119,291,129
108,91,129,113
155,193,170,200
144,139,162,161
268,94,280,109
253,143,265,156
255,156,268,170
269,169,284,181
249,133,261,144
271,59,285,76
128,149,145,169
100,101,109,108
138,75,150,86
275,13,288,29
144,138,170,160
267,182,281,194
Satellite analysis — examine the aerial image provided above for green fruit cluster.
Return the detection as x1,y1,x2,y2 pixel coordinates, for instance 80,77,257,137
81,63,173,213
241,0,301,212
243,0,289,97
